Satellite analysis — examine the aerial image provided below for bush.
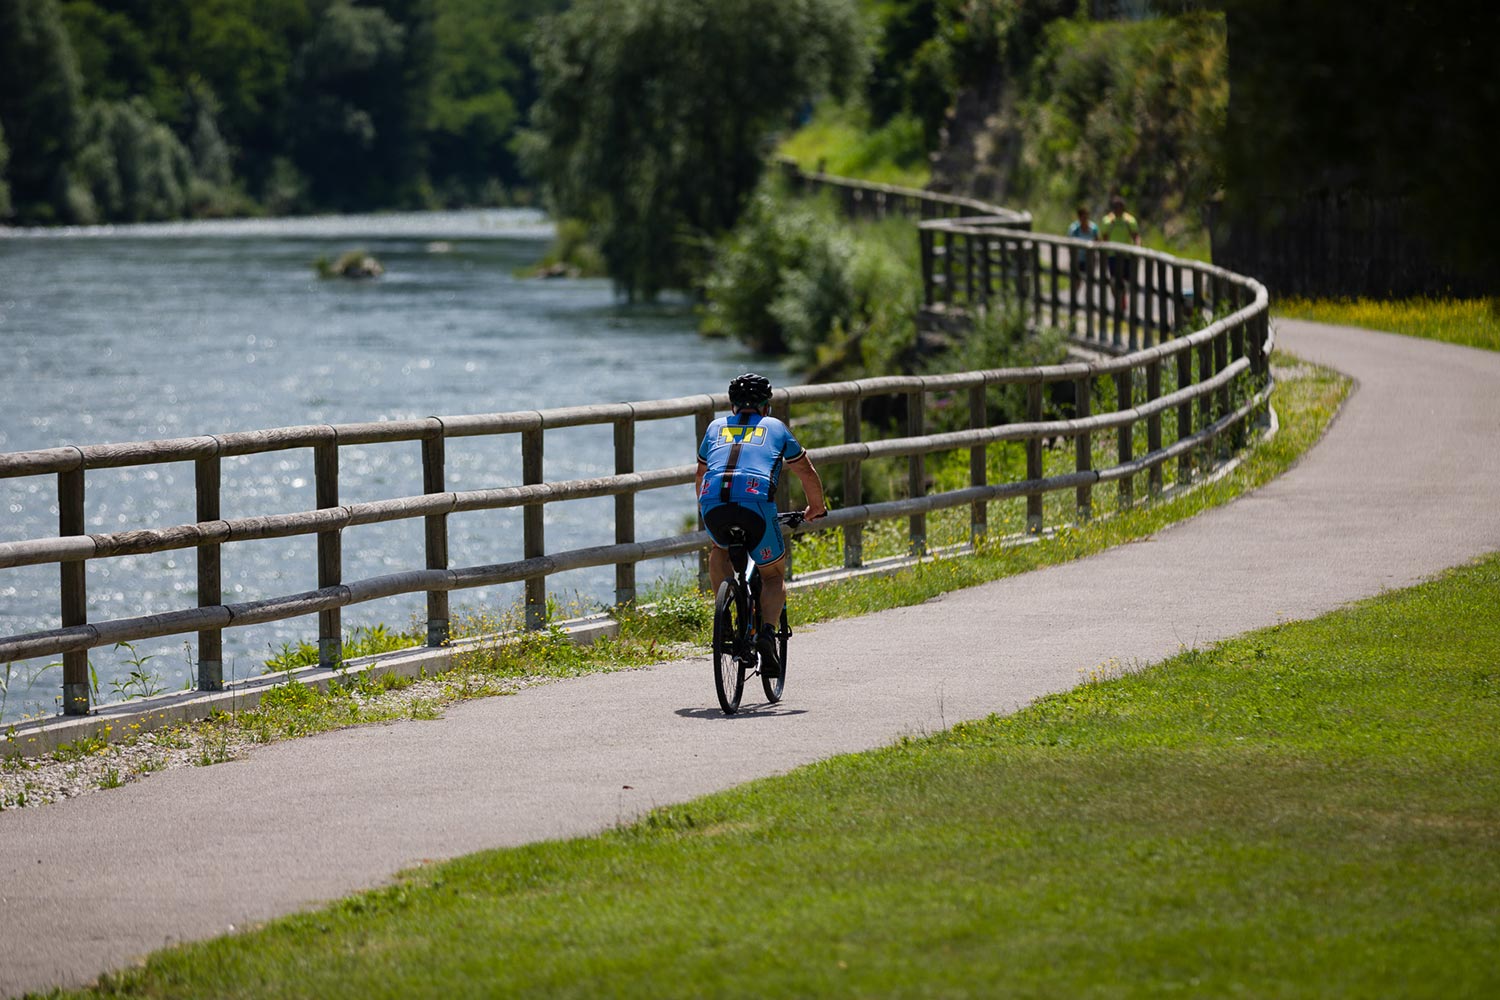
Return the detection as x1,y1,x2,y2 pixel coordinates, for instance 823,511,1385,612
1012,13,1227,247
702,184,921,378
72,97,194,222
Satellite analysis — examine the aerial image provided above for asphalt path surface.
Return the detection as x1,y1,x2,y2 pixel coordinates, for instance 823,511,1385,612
3,320,1499,997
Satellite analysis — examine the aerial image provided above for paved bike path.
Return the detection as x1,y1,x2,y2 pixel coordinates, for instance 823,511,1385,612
4,320,1499,997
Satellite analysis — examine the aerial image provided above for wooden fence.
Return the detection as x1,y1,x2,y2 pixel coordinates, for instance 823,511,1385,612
1,172,1272,717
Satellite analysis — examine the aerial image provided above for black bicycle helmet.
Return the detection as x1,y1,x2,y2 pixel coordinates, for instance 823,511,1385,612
727,372,773,410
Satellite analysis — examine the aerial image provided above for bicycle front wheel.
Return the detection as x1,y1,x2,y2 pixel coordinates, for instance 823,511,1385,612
713,581,746,714
761,607,790,703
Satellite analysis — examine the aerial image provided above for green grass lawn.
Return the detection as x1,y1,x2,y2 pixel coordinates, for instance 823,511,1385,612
1276,296,1500,353
62,552,1500,999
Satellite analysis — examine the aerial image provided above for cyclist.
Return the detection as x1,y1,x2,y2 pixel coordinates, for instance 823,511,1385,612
696,372,827,678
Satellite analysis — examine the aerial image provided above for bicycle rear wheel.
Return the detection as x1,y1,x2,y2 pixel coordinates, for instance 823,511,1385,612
761,607,790,703
713,581,746,714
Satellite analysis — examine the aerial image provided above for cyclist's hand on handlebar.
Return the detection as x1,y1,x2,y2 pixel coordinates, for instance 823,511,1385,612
803,502,828,521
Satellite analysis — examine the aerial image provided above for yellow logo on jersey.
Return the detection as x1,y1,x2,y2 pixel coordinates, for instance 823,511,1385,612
718,425,767,445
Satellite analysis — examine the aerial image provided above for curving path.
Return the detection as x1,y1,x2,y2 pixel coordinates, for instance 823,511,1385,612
3,320,1499,997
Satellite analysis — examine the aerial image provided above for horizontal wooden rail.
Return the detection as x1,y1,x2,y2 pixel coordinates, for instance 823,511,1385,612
2,169,1273,717
0,370,1273,667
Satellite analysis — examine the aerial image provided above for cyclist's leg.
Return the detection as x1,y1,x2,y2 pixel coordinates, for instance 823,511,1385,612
757,555,788,630
707,544,732,593
746,501,789,627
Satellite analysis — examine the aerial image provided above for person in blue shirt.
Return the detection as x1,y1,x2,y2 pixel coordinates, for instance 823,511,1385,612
696,372,827,677
1067,203,1099,273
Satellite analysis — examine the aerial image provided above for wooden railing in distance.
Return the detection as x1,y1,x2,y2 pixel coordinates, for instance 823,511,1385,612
780,160,1261,362
1,171,1272,717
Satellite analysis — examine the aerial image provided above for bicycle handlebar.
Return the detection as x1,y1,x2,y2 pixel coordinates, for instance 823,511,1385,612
777,509,826,528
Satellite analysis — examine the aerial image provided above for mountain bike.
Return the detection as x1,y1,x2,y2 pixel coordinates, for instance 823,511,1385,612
711,510,804,715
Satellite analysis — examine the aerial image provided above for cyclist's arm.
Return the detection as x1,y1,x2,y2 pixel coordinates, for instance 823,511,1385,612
787,452,827,519
694,459,708,496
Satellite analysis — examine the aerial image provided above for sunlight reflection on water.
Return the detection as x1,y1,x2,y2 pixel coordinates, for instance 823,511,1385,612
0,210,784,720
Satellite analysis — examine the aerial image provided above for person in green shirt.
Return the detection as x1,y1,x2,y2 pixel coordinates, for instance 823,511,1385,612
1098,194,1140,319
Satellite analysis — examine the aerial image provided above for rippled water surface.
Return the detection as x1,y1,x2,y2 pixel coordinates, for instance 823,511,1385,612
0,211,784,721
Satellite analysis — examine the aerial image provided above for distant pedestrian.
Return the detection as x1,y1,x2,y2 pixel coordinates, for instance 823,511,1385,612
1098,194,1140,316
1066,204,1099,272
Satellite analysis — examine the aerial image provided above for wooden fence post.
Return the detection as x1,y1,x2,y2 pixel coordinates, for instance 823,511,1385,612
1157,259,1171,341
1049,243,1060,327
978,235,992,310
695,407,714,591
1197,340,1215,473
1026,382,1044,534
1031,241,1043,322
59,466,89,715
1084,249,1097,343
1128,256,1140,350
908,388,926,556
942,231,955,307
1067,245,1079,332
422,425,449,646
315,437,341,668
522,427,545,629
1075,376,1093,522
1172,265,1186,333
614,414,636,606
1215,330,1232,460
195,452,223,688
920,229,935,309
1147,360,1163,498
1111,257,1125,351
1116,369,1134,512
970,384,988,543
842,396,863,568
962,234,975,307
1251,310,1273,430
1177,349,1195,486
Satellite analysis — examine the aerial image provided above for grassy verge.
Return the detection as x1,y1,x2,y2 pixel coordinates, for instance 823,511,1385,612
776,105,931,189
61,547,1500,997
1275,296,1500,353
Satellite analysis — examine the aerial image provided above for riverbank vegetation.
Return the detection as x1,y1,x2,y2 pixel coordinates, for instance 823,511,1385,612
1275,297,1500,354
0,0,563,224
520,0,866,300
56,450,1500,999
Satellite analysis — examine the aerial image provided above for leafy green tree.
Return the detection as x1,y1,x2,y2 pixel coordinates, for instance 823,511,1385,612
524,0,869,299
427,0,561,203
72,96,194,221
59,1,158,104
287,0,409,209
184,0,312,187
0,0,85,219
287,0,437,210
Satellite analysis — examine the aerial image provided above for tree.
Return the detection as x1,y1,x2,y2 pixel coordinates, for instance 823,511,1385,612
0,0,85,219
427,0,562,203
524,0,868,299
287,0,410,209
0,121,12,218
287,0,437,210
72,97,194,221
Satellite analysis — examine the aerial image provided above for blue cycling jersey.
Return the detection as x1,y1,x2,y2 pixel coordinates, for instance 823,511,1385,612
697,411,804,505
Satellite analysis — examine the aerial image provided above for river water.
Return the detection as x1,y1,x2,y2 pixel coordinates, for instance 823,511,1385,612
0,211,785,722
